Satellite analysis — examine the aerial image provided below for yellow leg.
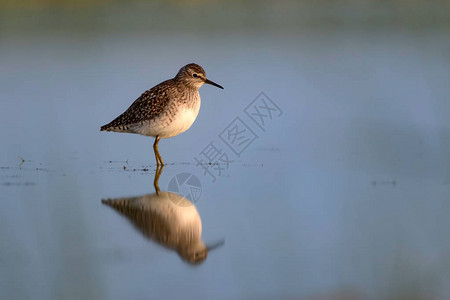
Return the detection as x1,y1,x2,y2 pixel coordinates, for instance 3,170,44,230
153,136,164,166
153,163,164,195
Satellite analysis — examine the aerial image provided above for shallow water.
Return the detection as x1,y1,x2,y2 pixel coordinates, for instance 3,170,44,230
2,6,450,299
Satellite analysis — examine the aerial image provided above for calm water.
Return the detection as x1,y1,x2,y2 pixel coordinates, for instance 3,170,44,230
1,8,450,299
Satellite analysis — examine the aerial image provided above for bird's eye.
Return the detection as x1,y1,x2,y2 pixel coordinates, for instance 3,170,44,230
193,74,198,78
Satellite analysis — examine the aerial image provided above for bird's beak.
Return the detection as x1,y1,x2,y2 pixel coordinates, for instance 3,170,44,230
204,78,224,89
206,239,225,251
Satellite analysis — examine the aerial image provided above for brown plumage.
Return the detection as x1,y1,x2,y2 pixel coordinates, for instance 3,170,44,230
100,63,223,166
100,80,173,132
102,192,208,264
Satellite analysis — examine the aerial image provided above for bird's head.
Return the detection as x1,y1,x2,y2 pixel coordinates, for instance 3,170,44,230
178,239,224,265
175,63,223,90
178,241,209,265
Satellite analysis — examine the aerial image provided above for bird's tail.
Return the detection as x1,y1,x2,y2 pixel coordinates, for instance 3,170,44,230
100,124,110,131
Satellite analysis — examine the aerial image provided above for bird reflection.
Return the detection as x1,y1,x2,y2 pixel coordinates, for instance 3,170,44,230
102,165,223,264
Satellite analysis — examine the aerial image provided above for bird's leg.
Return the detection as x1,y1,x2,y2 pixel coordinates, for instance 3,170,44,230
153,163,164,195
153,136,164,166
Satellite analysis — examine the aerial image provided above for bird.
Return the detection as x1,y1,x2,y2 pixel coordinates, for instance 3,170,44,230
101,165,224,264
102,192,209,263
100,63,223,166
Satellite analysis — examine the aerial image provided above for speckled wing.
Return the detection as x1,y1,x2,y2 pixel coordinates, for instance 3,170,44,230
101,195,172,245
100,80,172,132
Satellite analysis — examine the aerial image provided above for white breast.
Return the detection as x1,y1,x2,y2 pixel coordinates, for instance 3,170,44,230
160,107,200,138
138,95,201,138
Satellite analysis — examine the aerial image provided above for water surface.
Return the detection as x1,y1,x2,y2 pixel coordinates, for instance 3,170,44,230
1,4,450,299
